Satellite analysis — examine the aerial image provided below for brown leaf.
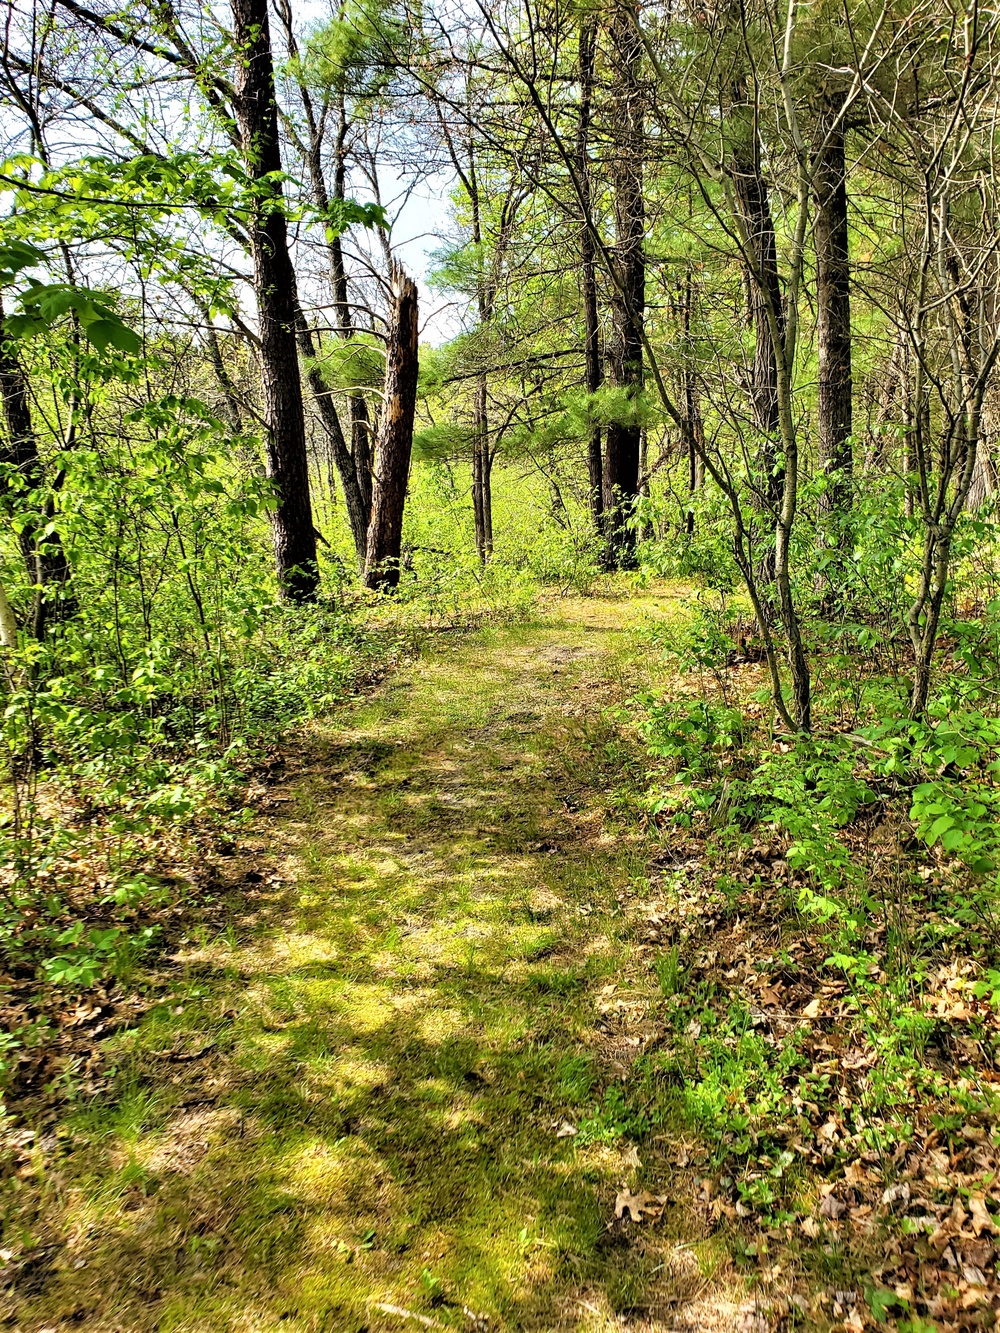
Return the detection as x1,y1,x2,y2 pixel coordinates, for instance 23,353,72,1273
614,1189,666,1223
969,1196,996,1236
820,1192,847,1220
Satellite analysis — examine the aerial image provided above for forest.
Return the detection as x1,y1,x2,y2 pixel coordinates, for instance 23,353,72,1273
2,0,1000,1326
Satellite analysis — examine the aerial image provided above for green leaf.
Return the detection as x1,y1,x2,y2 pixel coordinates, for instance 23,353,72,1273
866,1288,902,1323
85,317,141,354
0,239,45,285
926,814,955,843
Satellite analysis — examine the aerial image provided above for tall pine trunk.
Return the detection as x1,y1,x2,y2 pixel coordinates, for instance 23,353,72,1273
466,137,496,565
732,133,784,514
365,271,419,592
275,0,373,567
603,2,645,570
577,17,604,535
231,0,318,602
813,93,853,594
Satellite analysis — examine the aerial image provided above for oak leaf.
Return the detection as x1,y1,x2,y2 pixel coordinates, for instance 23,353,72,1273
614,1189,666,1223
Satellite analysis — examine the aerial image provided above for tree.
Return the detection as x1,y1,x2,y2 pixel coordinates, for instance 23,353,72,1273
813,90,853,601
602,2,646,570
0,301,74,638
230,0,319,601
577,15,604,536
364,267,419,590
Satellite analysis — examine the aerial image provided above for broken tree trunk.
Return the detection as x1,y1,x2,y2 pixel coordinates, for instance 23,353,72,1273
364,270,419,593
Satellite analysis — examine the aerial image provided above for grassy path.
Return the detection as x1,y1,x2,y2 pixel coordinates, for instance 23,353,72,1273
6,592,752,1332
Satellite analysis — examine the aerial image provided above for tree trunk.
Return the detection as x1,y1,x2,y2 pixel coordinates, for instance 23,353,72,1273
364,270,419,592
293,307,369,558
813,93,853,595
193,295,243,430
230,0,318,602
729,77,809,729
274,0,373,564
472,374,493,561
331,100,374,527
682,273,704,533
603,3,645,570
0,303,73,638
684,374,705,534
0,576,17,647
577,17,604,535
731,134,784,513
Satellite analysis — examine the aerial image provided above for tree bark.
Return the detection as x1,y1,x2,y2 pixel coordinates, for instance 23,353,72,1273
331,99,374,526
230,0,318,602
0,576,17,647
293,306,370,557
194,295,243,430
731,133,784,512
682,272,704,533
364,270,419,592
577,17,604,535
813,93,853,590
603,3,645,570
0,303,73,638
472,373,493,561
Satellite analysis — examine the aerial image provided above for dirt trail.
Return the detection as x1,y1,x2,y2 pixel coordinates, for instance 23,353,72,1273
5,591,757,1333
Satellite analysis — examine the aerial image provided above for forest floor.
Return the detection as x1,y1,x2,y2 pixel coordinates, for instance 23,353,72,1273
3,587,998,1332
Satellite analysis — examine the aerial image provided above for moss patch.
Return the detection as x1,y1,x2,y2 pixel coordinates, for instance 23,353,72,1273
2,588,753,1331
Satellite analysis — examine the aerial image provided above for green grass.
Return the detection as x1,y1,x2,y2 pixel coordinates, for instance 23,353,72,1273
3,588,736,1331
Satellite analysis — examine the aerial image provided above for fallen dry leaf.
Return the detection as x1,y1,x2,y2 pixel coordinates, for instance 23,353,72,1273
820,1192,847,1220
882,1182,910,1207
969,1196,996,1236
614,1189,666,1223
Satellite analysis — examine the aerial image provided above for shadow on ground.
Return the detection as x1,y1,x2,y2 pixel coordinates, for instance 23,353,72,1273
3,592,751,1332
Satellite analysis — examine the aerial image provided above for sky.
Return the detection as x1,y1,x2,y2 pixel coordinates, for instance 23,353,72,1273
0,0,467,349
370,164,465,346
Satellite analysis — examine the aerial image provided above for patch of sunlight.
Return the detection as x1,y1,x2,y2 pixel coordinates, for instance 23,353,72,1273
416,1007,467,1043
414,1077,457,1103
297,980,396,1032
395,925,473,972
238,1032,295,1067
302,1054,391,1098
280,1138,366,1200
503,922,558,960
222,931,340,975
